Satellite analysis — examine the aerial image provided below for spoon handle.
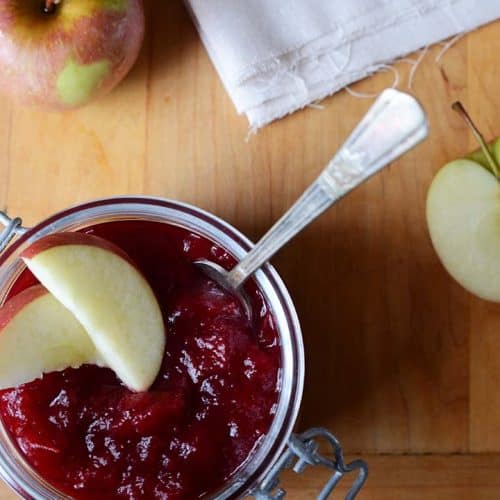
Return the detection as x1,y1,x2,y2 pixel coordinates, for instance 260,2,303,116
227,89,428,289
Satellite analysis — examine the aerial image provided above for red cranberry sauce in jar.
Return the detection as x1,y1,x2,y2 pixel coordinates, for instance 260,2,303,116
0,220,281,499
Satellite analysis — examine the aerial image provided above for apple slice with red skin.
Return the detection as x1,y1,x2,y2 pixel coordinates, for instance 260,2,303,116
0,285,98,390
22,232,166,392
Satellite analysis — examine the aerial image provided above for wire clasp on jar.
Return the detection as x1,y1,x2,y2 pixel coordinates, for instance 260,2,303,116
0,211,27,253
253,428,368,499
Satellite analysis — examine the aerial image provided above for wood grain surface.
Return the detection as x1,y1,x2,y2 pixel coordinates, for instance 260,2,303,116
0,1,498,497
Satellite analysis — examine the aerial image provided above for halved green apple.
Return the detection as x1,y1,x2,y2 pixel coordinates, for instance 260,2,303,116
426,103,500,301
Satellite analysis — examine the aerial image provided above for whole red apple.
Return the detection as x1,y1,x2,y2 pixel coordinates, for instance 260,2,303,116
0,0,145,109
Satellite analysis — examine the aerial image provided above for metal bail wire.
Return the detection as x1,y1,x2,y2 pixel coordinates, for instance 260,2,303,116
253,428,368,499
0,212,26,253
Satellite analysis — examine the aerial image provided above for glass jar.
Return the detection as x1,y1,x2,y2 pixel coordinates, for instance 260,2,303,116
0,197,366,499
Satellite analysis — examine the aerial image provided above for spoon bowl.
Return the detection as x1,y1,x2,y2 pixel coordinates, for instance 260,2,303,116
194,259,254,320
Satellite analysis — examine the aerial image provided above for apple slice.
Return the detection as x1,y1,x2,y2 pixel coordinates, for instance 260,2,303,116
0,285,98,390
22,233,165,392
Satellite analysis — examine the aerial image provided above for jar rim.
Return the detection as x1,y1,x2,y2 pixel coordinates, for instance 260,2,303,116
0,196,305,499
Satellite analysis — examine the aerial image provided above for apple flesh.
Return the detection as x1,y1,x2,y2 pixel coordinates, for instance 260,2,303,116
426,141,500,301
0,285,98,390
22,232,165,392
0,0,144,109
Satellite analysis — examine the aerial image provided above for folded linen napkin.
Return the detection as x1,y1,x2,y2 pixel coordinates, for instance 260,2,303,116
185,0,500,129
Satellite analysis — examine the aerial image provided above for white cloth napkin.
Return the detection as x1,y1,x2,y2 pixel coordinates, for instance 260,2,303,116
186,0,500,129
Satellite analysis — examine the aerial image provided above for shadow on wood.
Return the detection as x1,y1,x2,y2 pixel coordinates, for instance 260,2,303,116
237,184,471,453
120,0,198,91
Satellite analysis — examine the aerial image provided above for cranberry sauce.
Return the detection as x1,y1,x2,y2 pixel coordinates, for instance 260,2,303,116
0,220,281,499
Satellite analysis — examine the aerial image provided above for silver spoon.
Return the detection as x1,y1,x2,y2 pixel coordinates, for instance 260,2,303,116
195,89,428,320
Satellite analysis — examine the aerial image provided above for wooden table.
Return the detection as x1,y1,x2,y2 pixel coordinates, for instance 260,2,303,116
0,2,499,498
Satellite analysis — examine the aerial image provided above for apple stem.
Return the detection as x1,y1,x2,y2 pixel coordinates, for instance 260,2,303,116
452,101,500,180
43,0,61,14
